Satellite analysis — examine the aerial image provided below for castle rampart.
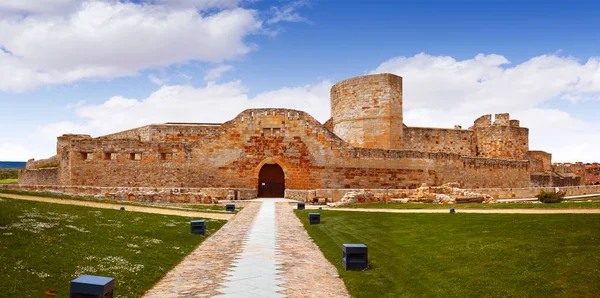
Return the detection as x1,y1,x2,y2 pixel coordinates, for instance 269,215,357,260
402,127,475,156
17,74,583,197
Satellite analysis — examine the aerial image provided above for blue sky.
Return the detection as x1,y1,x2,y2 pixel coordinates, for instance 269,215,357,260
1,0,599,162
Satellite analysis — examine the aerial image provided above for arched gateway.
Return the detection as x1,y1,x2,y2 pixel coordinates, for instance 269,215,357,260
258,164,285,198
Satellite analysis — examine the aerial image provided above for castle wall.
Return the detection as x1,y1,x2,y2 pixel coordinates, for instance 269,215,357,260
18,168,59,185
99,126,150,140
98,124,220,142
527,151,552,172
331,73,403,149
473,113,529,160
402,127,475,156
55,109,531,190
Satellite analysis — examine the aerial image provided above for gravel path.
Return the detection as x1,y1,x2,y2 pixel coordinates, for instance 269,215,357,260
143,202,261,297
0,193,233,220
330,207,600,214
276,202,350,297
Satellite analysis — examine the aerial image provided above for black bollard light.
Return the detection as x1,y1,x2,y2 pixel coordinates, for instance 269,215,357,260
190,220,206,235
309,213,320,225
342,244,368,271
119,206,125,211
450,208,455,214
70,275,115,298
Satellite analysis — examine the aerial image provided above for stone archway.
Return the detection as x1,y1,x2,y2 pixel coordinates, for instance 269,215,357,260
258,164,285,198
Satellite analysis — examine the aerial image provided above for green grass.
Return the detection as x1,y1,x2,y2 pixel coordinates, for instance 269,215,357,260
344,199,600,209
296,210,600,297
0,189,242,213
0,196,226,297
0,178,18,184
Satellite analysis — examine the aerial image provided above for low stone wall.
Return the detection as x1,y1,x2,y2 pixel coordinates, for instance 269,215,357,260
286,188,415,202
478,185,600,199
1,184,256,203
3,184,598,204
18,168,59,185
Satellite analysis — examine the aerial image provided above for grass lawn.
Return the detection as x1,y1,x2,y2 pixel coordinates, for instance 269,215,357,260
344,199,600,209
296,209,600,297
0,196,226,298
0,189,241,213
0,178,18,184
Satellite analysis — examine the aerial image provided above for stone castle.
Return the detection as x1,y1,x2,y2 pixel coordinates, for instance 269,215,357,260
20,73,583,199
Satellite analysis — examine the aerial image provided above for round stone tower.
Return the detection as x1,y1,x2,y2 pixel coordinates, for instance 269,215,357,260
330,73,403,149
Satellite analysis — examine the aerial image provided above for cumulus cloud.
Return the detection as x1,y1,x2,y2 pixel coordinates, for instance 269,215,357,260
0,0,241,16
0,0,82,16
373,53,600,162
0,1,262,92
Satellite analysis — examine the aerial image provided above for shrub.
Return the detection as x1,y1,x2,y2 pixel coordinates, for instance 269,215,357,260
0,169,19,180
36,161,59,169
536,190,565,203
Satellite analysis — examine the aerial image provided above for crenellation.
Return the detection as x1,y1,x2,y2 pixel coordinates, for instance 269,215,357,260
493,113,510,126
473,114,492,127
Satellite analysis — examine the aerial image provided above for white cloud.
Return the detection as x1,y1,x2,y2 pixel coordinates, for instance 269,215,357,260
71,79,331,137
0,143,36,161
0,1,262,92
204,64,234,82
267,1,309,24
0,0,82,16
148,74,166,86
373,53,600,162
0,0,242,16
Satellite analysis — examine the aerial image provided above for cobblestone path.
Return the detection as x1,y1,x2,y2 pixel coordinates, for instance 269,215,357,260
276,202,350,297
143,203,261,297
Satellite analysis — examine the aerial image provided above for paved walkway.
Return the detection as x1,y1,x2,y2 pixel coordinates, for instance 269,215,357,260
216,199,285,297
143,203,261,297
0,193,233,220
144,199,349,297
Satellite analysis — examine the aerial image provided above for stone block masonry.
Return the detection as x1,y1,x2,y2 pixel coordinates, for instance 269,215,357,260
19,73,583,197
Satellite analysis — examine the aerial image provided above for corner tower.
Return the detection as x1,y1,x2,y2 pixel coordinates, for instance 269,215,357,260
330,73,403,149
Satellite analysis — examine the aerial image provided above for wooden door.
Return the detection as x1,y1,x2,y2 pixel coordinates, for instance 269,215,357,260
258,164,285,198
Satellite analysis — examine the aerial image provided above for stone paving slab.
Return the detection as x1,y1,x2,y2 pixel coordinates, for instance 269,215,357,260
142,203,261,297
215,200,285,298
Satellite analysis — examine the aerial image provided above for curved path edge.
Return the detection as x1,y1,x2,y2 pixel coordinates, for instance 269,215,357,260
330,207,600,214
0,193,233,220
